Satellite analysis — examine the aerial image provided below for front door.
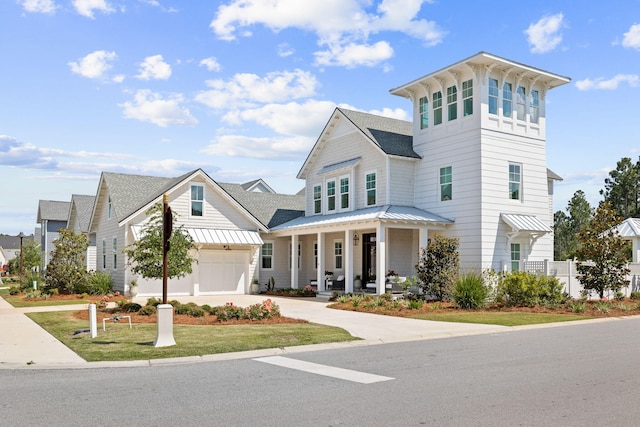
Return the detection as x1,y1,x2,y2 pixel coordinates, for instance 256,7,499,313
362,233,376,283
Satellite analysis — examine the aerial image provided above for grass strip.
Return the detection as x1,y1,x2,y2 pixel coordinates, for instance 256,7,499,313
409,311,595,327
27,311,357,362
4,295,90,308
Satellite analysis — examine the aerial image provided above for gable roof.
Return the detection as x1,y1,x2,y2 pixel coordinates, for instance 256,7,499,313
612,218,640,238
68,194,96,233
37,200,70,222
241,178,276,194
0,234,35,250
218,183,305,228
297,107,419,179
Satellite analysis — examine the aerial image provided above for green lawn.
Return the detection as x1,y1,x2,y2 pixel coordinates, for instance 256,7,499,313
3,295,91,308
409,311,594,327
27,311,357,362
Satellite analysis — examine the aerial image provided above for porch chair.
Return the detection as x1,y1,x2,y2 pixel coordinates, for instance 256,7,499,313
328,275,345,290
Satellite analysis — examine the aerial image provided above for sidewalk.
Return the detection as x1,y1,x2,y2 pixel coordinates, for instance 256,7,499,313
0,294,508,369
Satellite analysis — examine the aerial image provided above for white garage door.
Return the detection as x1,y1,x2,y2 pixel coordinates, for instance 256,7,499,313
199,250,248,294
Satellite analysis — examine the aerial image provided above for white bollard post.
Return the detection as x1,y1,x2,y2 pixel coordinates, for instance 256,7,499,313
89,303,97,338
33,281,37,290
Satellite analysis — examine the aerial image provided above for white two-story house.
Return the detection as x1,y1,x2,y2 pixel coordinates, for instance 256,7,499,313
265,51,570,294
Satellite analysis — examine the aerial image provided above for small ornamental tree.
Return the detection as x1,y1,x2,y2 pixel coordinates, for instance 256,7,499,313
44,229,89,294
124,202,196,281
415,235,460,301
576,202,630,298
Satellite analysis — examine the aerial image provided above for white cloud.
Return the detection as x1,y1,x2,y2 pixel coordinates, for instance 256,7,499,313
195,69,318,110
367,107,410,121
202,134,313,160
210,0,445,68
136,55,172,80
20,0,57,14
575,74,640,90
72,0,115,19
199,57,221,72
120,89,198,127
278,43,294,58
524,13,564,54
314,41,393,68
68,50,117,80
622,23,640,50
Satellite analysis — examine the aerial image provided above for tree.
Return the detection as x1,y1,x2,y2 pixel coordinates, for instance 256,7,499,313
415,235,459,301
7,239,41,275
44,229,89,294
575,202,630,298
600,157,640,218
124,202,196,281
554,190,593,260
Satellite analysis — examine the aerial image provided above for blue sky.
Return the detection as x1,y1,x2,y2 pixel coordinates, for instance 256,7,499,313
1,0,640,236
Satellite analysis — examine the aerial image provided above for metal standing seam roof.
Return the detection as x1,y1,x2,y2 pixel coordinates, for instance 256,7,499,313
501,213,551,233
612,218,640,238
271,205,453,232
130,225,263,245
318,157,361,175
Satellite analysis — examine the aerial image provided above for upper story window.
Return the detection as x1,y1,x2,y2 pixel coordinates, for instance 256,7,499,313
340,176,349,210
190,184,204,217
433,91,443,125
366,172,377,206
530,90,539,124
440,166,452,201
326,179,336,212
313,184,322,214
447,85,457,121
107,196,112,219
516,86,526,121
503,82,513,118
509,162,522,200
488,78,498,115
261,242,273,270
112,237,117,270
462,79,473,116
419,96,429,129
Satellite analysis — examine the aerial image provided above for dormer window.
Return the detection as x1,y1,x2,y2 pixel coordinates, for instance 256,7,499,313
191,184,204,216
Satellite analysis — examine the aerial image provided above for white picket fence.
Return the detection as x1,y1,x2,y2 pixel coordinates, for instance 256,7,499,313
521,260,640,299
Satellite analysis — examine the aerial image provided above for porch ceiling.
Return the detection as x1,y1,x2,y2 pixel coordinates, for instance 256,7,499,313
270,205,453,232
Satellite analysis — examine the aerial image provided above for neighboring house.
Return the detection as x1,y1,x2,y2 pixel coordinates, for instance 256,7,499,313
36,200,70,271
87,169,304,295
0,234,35,270
263,51,570,294
240,179,276,194
67,194,97,271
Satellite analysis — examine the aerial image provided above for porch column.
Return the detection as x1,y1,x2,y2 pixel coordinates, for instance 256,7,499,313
376,223,387,295
633,238,640,263
419,227,429,249
345,229,353,293
290,235,299,289
317,232,326,292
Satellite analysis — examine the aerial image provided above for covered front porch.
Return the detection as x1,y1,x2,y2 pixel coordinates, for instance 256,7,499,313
267,205,452,295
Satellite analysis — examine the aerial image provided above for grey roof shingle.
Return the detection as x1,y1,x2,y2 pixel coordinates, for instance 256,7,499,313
69,194,96,232
37,200,71,222
338,108,420,159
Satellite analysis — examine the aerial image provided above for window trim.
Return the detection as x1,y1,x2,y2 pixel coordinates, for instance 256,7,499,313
516,86,526,121
261,241,274,271
433,91,443,125
313,183,322,214
326,178,336,212
509,162,522,201
440,166,452,201
503,82,513,118
334,239,343,271
339,175,350,211
510,243,521,272
190,184,204,217
419,96,429,129
530,89,539,124
462,79,473,116
488,78,498,115
447,85,457,121
365,171,377,207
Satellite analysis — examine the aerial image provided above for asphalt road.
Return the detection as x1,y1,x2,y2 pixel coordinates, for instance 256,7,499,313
2,317,640,426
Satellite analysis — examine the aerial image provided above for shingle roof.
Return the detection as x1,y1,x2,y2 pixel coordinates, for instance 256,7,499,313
69,194,96,232
219,183,305,228
0,234,35,250
339,108,420,159
37,200,70,222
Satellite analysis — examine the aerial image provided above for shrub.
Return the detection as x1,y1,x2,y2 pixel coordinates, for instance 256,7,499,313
407,300,423,310
175,302,205,317
120,302,142,313
594,301,611,313
630,291,640,300
215,302,245,321
8,286,21,295
496,271,564,307
86,271,113,295
139,305,156,316
569,300,586,313
168,300,181,308
146,297,161,307
21,271,41,291
453,272,490,310
415,235,460,301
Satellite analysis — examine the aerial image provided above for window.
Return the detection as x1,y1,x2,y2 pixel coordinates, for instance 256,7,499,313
112,237,117,270
313,184,322,214
433,91,443,125
462,79,473,116
488,78,498,115
447,85,457,121
366,172,376,206
191,184,204,216
511,243,521,271
102,239,106,270
261,242,273,270
334,240,343,270
440,166,452,201
327,180,336,212
503,82,513,118
340,176,349,210
107,196,112,219
419,96,429,129
313,242,318,270
516,86,526,121
530,90,539,124
509,163,522,200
